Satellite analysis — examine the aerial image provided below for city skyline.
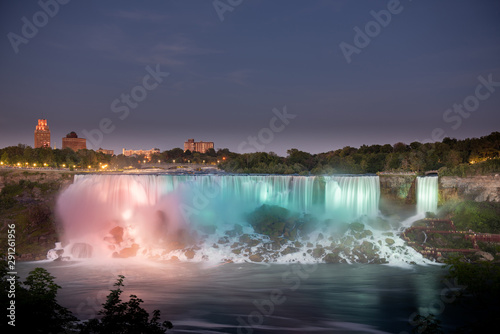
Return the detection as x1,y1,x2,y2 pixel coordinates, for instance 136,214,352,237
1,1,499,156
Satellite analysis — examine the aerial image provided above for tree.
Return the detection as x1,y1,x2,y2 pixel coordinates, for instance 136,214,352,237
205,148,217,157
1,151,9,164
80,275,173,334
0,267,77,333
393,142,408,153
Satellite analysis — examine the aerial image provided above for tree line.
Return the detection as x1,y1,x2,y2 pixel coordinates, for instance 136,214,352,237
219,132,500,175
0,132,499,175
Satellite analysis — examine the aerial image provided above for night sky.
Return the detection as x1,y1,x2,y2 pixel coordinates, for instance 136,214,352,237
1,0,499,156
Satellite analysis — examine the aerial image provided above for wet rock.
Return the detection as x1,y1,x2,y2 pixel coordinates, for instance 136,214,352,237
218,236,230,244
106,226,124,244
342,236,355,246
281,246,299,256
349,222,365,233
476,251,494,261
312,247,325,259
385,238,395,246
115,244,139,258
324,252,346,264
185,249,196,259
249,254,263,262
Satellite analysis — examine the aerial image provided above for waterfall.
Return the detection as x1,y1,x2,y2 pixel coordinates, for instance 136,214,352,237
416,176,438,214
52,173,427,263
62,174,379,221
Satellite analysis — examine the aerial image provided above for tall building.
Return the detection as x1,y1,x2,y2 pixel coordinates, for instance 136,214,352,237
34,119,51,148
184,139,214,153
62,132,87,151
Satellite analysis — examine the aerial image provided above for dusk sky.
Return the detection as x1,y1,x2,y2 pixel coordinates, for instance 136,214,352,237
1,0,499,156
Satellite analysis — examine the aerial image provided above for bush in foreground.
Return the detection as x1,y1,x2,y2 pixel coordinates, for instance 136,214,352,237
80,275,173,334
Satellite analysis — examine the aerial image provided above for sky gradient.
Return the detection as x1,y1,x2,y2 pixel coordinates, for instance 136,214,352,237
1,0,499,156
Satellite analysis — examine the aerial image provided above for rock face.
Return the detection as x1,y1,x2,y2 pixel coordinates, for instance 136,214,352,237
379,175,417,205
379,174,500,205
0,170,75,261
246,204,317,241
440,175,500,202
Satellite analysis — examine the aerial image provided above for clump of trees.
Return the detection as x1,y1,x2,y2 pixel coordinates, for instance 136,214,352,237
0,258,173,333
219,132,500,175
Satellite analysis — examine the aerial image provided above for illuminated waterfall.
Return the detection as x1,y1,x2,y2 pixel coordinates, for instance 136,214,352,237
54,174,383,261
416,176,438,214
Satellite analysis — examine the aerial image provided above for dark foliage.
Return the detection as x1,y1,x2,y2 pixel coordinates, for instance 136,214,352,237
80,275,173,334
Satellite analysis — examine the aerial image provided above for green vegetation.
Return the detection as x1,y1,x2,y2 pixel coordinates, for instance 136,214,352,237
80,275,173,334
438,158,500,177
219,132,499,175
0,262,77,333
445,257,500,299
439,201,500,233
0,173,70,260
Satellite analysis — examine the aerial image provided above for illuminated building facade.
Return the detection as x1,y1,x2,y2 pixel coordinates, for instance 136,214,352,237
34,119,51,148
184,139,214,153
122,148,160,160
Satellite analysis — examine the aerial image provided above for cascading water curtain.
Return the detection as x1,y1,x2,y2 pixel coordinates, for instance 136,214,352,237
416,176,438,214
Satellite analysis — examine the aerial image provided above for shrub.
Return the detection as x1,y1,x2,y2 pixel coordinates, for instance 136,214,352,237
80,275,173,334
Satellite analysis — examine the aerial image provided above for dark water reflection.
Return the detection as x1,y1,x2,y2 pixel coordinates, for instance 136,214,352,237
17,260,467,333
